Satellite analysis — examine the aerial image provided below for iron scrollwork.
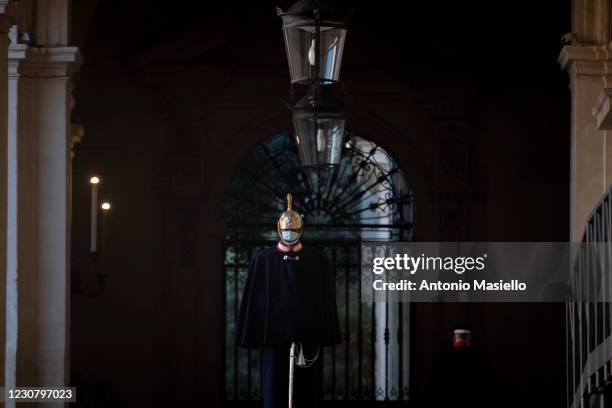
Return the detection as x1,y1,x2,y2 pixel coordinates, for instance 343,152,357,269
225,132,413,241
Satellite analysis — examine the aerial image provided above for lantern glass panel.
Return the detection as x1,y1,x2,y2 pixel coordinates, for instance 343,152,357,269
283,24,346,84
294,116,346,167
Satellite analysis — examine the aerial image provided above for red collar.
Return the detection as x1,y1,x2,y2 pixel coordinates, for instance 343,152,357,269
277,241,303,253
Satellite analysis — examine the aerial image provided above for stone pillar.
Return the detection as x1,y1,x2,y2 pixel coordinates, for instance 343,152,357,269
559,46,612,241
571,0,610,45
15,46,79,394
5,32,28,404
0,1,82,401
0,0,10,398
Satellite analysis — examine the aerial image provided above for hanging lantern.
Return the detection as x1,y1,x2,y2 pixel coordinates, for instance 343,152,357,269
277,0,348,85
292,88,346,167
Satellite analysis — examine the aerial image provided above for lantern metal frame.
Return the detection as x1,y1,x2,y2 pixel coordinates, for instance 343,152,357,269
277,0,348,86
277,0,351,168
291,87,347,168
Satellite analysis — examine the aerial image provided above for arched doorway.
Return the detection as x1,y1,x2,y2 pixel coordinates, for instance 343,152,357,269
224,132,413,402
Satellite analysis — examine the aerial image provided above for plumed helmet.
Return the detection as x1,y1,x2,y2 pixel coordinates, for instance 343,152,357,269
277,193,303,245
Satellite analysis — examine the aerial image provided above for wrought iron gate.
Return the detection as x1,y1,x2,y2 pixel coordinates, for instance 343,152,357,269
224,132,413,402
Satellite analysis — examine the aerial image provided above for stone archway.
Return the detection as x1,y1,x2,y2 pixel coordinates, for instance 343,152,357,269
223,130,415,402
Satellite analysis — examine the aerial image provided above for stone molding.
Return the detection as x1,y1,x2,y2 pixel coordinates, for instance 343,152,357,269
16,46,80,77
8,42,27,61
559,45,612,80
560,45,612,131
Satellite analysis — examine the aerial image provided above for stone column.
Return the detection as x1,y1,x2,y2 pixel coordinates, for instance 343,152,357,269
559,45,612,241
5,32,28,404
0,2,82,401
15,46,79,395
0,0,10,398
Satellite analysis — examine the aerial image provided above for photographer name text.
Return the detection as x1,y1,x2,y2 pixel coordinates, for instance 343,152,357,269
372,279,527,292
370,253,527,292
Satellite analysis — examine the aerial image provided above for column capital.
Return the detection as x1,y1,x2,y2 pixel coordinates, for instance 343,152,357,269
8,46,25,79
559,44,612,81
562,46,612,130
9,43,27,61
18,46,81,78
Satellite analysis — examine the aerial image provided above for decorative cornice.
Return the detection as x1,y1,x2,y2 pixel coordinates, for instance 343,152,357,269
8,44,26,78
18,46,81,78
559,46,612,130
559,44,612,79
8,42,27,60
29,46,80,63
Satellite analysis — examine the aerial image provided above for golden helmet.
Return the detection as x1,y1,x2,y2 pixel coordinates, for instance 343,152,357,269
277,193,303,245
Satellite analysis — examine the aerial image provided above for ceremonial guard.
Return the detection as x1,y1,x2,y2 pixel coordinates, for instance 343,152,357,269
236,193,341,408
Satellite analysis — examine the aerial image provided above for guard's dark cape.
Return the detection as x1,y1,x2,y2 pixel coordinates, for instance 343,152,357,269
236,244,341,347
